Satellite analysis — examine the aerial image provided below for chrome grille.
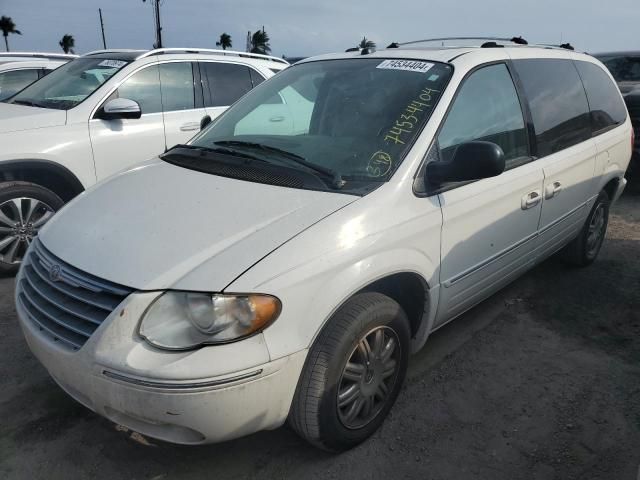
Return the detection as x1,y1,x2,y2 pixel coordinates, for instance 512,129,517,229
17,238,133,351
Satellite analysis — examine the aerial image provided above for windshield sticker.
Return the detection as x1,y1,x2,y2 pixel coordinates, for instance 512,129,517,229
384,87,440,145
98,59,127,68
428,74,440,82
377,60,434,74
367,151,393,177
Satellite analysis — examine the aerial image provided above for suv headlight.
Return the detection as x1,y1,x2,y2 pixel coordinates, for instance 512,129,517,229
139,291,281,350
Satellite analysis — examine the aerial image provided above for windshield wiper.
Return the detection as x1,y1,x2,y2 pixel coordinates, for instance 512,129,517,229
214,140,345,189
12,99,46,108
169,143,262,161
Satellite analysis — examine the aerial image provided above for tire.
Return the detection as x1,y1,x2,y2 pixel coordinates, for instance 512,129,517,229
289,292,410,451
0,181,64,274
564,190,610,267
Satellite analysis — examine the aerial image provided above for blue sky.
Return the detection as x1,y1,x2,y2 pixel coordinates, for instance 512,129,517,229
1,0,638,57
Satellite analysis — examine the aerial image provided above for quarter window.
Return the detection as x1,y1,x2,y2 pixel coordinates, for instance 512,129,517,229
114,65,162,114
159,62,195,111
437,63,529,168
249,68,266,87
201,62,253,107
512,59,591,156
574,61,627,134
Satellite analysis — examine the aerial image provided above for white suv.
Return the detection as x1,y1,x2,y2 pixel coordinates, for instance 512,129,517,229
0,52,75,101
15,39,631,451
0,48,287,271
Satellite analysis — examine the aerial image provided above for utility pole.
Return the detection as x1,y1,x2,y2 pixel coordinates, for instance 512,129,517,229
98,8,107,49
142,0,163,49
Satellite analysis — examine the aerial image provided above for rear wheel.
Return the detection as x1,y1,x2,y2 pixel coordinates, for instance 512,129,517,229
564,190,610,267
289,292,410,451
0,182,63,274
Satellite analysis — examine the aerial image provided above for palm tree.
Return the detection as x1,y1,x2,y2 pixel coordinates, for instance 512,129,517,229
250,29,271,55
216,32,232,50
59,34,75,54
359,37,376,49
0,16,21,52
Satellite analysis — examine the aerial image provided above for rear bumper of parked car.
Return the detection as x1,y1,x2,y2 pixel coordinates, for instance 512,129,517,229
16,290,307,445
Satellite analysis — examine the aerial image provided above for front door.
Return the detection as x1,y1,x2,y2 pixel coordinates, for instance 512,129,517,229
434,63,544,324
158,61,209,149
89,63,166,180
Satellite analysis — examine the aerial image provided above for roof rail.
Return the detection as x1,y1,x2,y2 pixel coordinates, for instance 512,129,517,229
83,49,145,56
0,52,78,60
136,48,289,65
392,37,528,47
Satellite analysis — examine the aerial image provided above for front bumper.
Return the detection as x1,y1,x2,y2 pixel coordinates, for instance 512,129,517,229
16,290,307,445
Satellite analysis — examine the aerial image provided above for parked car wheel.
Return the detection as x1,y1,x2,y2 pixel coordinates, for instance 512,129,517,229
0,182,63,274
564,189,610,267
289,292,410,451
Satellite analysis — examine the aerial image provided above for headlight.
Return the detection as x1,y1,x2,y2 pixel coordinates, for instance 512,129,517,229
139,291,281,350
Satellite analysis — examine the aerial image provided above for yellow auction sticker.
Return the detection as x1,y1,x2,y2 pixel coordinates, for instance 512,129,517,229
367,151,393,177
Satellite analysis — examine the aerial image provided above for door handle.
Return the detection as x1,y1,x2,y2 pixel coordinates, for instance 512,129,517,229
269,116,285,123
544,181,563,199
521,190,542,210
180,122,201,132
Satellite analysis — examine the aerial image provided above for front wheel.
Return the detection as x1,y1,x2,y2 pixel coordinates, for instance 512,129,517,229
0,182,63,274
289,292,410,451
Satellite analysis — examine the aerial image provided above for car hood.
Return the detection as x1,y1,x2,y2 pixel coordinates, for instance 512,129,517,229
39,159,357,291
0,103,66,133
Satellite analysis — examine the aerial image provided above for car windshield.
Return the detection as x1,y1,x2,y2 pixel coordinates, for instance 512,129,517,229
185,58,452,193
6,57,130,110
596,55,640,82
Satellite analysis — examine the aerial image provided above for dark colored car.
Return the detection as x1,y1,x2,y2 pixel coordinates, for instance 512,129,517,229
595,52,640,177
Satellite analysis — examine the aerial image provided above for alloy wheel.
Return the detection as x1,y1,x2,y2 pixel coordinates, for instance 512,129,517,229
337,325,401,429
586,203,606,258
0,197,54,265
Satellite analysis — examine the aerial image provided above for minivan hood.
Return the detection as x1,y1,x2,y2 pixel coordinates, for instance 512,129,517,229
39,159,357,291
0,103,66,133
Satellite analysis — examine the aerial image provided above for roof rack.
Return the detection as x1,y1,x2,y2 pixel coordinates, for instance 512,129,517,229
83,49,145,56
0,52,78,60
389,37,529,48
385,36,580,53
541,43,575,51
137,48,289,65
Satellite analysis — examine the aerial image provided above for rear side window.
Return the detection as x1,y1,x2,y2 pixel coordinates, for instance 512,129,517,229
201,62,253,107
437,63,529,168
513,59,591,156
574,61,627,134
0,69,39,100
159,62,195,111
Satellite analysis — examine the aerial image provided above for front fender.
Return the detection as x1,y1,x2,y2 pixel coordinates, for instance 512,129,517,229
0,124,95,187
226,189,442,360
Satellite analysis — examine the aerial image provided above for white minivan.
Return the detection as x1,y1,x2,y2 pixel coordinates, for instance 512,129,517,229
0,48,287,271
15,40,631,451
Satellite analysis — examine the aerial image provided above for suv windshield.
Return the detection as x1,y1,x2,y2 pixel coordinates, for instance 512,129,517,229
184,58,452,193
7,57,130,110
596,54,640,83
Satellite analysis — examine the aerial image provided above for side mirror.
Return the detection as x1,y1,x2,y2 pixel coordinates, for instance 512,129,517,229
200,115,212,130
101,98,142,120
426,141,505,185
